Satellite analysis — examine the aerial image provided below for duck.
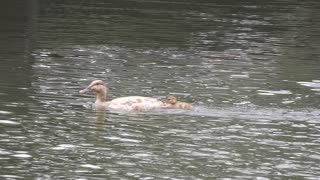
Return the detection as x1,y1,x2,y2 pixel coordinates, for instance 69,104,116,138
80,80,164,112
164,96,193,110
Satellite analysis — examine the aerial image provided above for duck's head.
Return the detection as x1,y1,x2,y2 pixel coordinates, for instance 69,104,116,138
166,96,177,105
80,80,106,94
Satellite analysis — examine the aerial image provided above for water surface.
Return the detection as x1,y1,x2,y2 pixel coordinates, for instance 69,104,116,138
0,0,320,179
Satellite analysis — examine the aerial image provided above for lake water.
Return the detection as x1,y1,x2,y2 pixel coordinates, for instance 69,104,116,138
0,0,320,179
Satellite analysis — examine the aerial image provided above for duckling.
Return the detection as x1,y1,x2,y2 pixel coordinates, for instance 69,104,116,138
165,96,193,110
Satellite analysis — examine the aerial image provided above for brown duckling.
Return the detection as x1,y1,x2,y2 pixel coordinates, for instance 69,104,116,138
165,96,193,110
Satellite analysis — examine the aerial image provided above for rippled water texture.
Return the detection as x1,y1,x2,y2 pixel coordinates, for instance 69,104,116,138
0,0,320,179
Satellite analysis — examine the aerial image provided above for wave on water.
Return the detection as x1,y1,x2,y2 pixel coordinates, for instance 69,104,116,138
150,105,320,122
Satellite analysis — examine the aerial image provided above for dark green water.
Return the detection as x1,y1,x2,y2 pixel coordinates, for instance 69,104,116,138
0,0,320,179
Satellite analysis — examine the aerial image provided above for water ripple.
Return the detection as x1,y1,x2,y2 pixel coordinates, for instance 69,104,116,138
1,0,320,179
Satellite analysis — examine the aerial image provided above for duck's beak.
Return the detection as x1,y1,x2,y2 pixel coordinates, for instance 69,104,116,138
79,87,91,93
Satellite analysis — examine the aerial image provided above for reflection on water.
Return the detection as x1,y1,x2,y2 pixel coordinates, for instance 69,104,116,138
0,0,320,179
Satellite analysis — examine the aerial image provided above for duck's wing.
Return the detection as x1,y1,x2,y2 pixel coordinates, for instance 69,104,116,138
110,96,150,104
108,96,164,111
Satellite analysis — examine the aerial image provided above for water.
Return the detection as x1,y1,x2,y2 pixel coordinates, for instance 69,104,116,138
0,0,320,179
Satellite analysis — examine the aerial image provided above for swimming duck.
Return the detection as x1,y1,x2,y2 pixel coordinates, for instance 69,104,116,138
165,96,193,110
80,80,164,112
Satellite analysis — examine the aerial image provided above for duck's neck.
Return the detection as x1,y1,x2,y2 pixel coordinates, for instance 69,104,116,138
95,88,107,104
